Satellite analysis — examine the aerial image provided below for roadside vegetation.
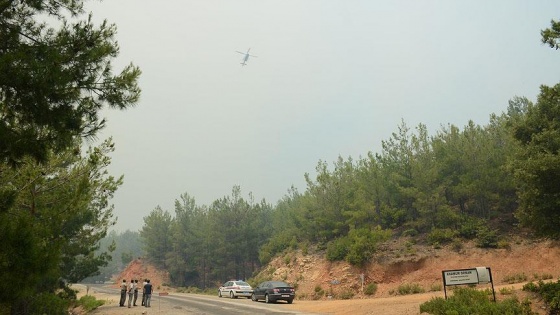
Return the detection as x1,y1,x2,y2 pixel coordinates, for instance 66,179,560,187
420,287,535,315
76,295,106,312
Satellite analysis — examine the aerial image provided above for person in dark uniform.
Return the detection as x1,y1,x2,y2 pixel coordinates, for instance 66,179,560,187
119,279,127,307
141,279,147,306
144,279,153,307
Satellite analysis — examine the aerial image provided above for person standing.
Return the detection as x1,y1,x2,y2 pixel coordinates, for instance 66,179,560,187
119,279,127,307
133,279,139,306
127,279,134,308
141,279,147,306
144,279,153,308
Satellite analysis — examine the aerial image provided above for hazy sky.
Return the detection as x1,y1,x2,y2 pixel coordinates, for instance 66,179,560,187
86,1,560,232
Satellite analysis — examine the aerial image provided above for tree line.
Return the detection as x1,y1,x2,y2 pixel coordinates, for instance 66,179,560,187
140,85,560,287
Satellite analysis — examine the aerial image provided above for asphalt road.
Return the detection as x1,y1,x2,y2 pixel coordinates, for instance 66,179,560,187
88,284,320,315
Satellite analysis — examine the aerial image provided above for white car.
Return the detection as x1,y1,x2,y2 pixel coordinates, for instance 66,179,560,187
218,280,253,299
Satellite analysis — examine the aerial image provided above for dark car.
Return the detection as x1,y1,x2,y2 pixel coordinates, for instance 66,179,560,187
251,281,295,304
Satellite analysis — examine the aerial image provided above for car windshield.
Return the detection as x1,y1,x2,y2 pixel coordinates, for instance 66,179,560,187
269,281,289,287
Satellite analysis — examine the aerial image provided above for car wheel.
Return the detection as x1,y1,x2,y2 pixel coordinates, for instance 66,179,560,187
230,291,236,299
251,293,257,302
287,298,293,304
218,290,222,298
265,294,271,304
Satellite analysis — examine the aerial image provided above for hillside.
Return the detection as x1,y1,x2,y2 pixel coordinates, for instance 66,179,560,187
116,237,560,302
260,238,560,300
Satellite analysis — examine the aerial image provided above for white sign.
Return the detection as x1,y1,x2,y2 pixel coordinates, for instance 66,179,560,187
476,267,490,284
442,267,495,301
443,269,479,285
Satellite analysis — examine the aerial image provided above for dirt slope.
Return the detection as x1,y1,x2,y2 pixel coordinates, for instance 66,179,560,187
266,238,560,299
111,258,171,292
106,238,559,314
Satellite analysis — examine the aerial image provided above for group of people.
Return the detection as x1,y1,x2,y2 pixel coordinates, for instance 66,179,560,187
119,279,153,308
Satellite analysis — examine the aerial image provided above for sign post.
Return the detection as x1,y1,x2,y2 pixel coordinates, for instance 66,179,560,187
441,267,495,301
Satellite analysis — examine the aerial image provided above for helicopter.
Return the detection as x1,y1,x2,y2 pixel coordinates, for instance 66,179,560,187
236,48,257,66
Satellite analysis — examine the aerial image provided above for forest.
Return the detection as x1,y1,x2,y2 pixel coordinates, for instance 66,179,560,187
137,89,560,288
1,0,560,314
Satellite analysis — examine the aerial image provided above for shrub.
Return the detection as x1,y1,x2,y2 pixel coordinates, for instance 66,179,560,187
499,286,515,295
522,279,560,314
396,283,425,295
451,239,464,252
326,227,391,266
522,281,539,292
300,241,310,255
77,295,105,311
25,293,70,315
345,227,391,266
339,290,355,300
284,254,291,265
427,228,456,245
497,240,511,249
326,237,350,261
429,283,442,292
532,273,553,281
502,273,528,284
457,216,483,239
364,283,378,296
476,227,498,248
420,287,535,315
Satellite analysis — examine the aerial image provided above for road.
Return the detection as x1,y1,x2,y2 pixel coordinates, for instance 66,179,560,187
85,284,321,315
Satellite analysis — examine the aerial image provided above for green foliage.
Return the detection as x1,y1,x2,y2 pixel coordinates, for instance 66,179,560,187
510,82,560,238
420,287,535,315
533,273,554,281
284,254,292,266
380,206,407,229
427,228,456,245
523,280,560,314
0,139,120,310
541,19,560,50
141,206,173,269
76,295,105,311
313,286,325,299
500,286,515,295
451,239,464,252
346,227,391,266
475,227,499,248
339,290,355,299
396,283,425,295
10,293,71,315
430,283,442,292
457,216,484,239
151,187,273,288
0,0,141,166
326,237,351,261
364,283,378,296
497,240,511,249
259,231,293,264
326,227,391,266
